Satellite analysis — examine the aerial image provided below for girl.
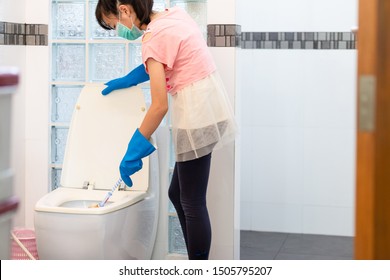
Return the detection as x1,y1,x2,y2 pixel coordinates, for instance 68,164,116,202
96,0,236,260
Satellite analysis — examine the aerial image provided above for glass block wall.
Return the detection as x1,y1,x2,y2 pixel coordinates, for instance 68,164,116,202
50,0,155,188
50,0,207,256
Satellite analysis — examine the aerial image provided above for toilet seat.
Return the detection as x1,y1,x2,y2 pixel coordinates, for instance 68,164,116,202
34,187,147,214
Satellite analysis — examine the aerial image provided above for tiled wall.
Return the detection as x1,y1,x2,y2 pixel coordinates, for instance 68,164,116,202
0,21,48,46
207,24,357,49
207,24,242,47
1,22,357,49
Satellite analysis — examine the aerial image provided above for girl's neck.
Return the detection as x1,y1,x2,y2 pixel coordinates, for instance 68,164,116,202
147,9,168,25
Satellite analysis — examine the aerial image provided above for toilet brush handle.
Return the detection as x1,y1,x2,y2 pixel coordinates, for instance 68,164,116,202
98,178,123,207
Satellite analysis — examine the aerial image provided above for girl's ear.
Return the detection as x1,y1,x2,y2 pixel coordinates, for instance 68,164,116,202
118,4,130,15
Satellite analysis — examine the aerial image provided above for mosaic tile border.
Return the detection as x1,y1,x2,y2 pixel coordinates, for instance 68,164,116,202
207,24,242,47
207,25,357,50
0,21,48,46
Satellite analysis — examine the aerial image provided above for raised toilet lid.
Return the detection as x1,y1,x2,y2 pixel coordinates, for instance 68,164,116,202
60,84,151,191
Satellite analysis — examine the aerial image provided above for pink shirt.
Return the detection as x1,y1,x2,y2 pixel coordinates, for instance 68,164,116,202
142,7,216,95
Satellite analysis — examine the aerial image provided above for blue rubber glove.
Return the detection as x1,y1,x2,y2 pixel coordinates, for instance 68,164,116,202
102,64,150,95
119,128,156,187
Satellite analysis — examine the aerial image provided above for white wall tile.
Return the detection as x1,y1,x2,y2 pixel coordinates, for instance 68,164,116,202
209,48,236,107
24,47,50,228
240,51,306,127
24,48,50,228
237,0,358,32
25,47,50,140
208,0,236,24
238,49,357,236
303,51,357,129
240,201,252,230
251,202,303,233
239,127,253,203
303,205,355,236
0,0,26,22
25,0,50,24
251,126,304,205
24,139,49,229
303,127,356,207
208,48,237,259
208,143,236,259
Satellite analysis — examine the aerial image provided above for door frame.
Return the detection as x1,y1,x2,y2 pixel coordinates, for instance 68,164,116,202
355,0,390,259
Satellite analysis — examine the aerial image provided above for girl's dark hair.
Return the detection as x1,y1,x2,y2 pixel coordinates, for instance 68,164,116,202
96,0,154,30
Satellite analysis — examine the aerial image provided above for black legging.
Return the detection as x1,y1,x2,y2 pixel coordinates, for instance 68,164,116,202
168,153,212,260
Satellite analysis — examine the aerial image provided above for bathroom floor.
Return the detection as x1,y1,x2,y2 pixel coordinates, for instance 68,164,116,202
240,230,354,260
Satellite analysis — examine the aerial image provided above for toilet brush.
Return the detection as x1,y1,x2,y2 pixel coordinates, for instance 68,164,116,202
88,178,123,208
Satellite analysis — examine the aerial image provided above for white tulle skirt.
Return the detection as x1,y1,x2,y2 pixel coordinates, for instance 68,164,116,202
171,71,237,162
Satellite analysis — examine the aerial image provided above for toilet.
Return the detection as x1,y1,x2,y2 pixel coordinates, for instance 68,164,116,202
34,84,159,260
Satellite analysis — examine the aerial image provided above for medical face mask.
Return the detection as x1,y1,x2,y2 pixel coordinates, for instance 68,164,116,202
116,16,143,40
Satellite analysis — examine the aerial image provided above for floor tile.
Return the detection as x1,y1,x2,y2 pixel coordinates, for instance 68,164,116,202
280,233,354,258
240,231,354,260
240,230,288,252
275,253,352,260
240,246,278,260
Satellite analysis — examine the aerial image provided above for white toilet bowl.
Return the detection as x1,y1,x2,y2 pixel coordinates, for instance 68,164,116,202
34,85,159,260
